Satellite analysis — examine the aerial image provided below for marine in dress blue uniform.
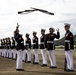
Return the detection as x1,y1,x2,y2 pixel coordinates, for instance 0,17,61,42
11,37,16,60
64,23,74,71
0,39,3,57
6,38,9,58
14,25,24,71
40,29,47,66
45,27,60,68
32,31,39,64
25,33,31,63
3,38,6,57
7,37,12,59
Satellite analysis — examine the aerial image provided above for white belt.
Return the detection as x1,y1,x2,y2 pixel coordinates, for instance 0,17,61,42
40,42,44,44
33,43,36,45
65,40,70,50
26,44,29,45
47,41,53,43
65,40,70,43
21,41,24,43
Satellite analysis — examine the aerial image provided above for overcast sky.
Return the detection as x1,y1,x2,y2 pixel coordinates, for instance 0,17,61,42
0,0,76,40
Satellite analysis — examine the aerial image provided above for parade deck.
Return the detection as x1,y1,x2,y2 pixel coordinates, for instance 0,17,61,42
0,49,76,75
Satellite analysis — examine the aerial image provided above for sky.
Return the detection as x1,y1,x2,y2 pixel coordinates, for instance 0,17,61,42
0,0,76,40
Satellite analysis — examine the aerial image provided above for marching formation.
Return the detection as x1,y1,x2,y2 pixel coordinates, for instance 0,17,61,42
0,23,74,72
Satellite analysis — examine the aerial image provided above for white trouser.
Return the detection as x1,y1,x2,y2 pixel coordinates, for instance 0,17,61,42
6,50,9,58
9,50,12,58
65,50,73,70
16,50,23,69
26,49,31,61
0,50,2,56
2,49,5,57
5,49,7,57
2,49,4,56
33,49,39,63
2,49,4,57
4,49,7,57
11,50,14,58
22,50,25,61
3,49,5,57
48,50,57,67
12,49,17,59
41,49,47,64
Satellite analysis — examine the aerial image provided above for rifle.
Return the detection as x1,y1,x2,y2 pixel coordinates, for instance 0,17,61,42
18,10,36,14
16,23,19,29
18,7,54,15
30,7,54,15
14,23,19,34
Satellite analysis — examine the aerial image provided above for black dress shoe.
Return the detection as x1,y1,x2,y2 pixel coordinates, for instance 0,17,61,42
23,60,25,62
16,69,25,71
27,61,31,63
13,59,16,60
34,62,39,64
8,58,11,59
49,66,57,68
41,64,47,67
67,69,74,72
64,69,67,71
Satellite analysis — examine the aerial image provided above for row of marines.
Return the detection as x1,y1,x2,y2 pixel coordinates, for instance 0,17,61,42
0,23,74,72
